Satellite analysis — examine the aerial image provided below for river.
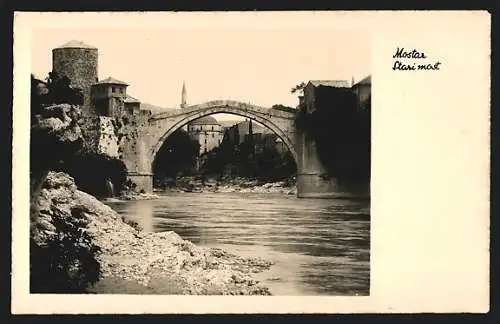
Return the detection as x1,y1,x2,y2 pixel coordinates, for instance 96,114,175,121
105,191,370,296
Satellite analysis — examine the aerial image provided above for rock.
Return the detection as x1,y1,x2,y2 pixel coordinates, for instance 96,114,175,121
32,171,273,295
118,191,160,201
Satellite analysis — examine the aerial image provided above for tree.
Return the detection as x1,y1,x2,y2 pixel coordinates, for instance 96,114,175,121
152,129,200,184
271,104,296,113
57,151,128,198
44,71,84,106
291,81,306,95
30,71,101,293
297,86,370,181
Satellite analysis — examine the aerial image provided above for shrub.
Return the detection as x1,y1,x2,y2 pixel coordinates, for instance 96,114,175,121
294,87,371,181
30,207,101,293
57,151,128,197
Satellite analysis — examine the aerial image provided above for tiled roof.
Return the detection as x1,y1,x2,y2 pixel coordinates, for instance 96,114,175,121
236,120,271,134
124,95,140,103
55,40,97,49
309,80,351,88
353,75,371,87
97,77,129,86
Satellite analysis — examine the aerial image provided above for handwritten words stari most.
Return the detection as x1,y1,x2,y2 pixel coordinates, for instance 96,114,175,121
392,47,442,71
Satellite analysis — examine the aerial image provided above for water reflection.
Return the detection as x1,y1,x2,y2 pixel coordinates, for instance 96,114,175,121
106,192,370,296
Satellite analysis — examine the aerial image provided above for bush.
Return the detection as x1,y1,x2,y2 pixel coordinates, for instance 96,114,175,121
294,87,371,181
30,207,101,293
57,151,128,197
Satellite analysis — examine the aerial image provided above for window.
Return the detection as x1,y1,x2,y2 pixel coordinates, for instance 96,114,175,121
212,134,214,138
112,87,116,93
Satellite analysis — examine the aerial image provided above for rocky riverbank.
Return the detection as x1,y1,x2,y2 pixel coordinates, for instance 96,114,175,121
32,172,273,295
117,191,160,201
160,176,297,195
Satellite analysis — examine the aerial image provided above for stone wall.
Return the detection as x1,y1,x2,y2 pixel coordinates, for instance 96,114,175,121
78,116,119,158
114,111,151,171
78,107,154,192
79,116,101,153
97,117,119,158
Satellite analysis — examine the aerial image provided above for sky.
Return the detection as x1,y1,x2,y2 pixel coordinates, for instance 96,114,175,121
31,28,370,121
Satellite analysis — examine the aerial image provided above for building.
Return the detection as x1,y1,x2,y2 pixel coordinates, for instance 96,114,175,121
178,82,225,154
180,81,187,109
52,40,99,116
91,77,129,116
187,116,225,155
351,75,371,113
301,80,352,113
225,119,271,145
221,119,288,156
52,40,148,118
299,77,371,114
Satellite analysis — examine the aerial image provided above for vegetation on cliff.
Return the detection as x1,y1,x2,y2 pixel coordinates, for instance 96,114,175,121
30,72,272,295
30,72,124,292
30,173,101,293
36,172,272,295
152,129,200,183
56,151,128,198
293,84,371,181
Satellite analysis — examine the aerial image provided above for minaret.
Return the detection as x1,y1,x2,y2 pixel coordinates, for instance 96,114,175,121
181,81,187,108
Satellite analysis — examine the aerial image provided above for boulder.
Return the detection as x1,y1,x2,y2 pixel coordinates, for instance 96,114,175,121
32,172,272,295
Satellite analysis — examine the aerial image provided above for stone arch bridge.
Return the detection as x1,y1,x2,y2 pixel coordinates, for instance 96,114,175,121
121,100,338,198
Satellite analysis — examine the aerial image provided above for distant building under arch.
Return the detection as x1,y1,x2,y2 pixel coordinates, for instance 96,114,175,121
187,115,224,155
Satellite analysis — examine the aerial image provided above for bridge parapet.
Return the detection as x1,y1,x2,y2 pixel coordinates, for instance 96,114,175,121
150,100,296,121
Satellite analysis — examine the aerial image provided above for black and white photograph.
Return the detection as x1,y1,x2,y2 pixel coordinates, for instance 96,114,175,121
28,25,371,296
12,11,490,314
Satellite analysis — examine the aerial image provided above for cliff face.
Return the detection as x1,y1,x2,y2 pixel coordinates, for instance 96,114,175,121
32,172,272,295
79,116,120,158
30,103,84,226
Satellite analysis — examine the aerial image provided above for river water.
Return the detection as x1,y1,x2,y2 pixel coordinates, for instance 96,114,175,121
105,191,370,296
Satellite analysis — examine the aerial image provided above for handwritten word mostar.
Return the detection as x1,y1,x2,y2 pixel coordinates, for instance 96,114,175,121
392,47,427,59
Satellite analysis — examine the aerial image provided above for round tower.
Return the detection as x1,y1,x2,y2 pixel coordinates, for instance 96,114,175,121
52,40,98,115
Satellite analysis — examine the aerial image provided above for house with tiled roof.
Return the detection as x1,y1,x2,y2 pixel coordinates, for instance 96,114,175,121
351,75,371,112
91,76,143,116
300,79,352,113
308,80,351,88
97,77,129,86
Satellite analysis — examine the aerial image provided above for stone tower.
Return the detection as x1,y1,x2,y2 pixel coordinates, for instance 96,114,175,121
181,81,187,108
52,40,98,116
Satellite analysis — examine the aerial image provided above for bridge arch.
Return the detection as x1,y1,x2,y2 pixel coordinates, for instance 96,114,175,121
149,100,298,171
